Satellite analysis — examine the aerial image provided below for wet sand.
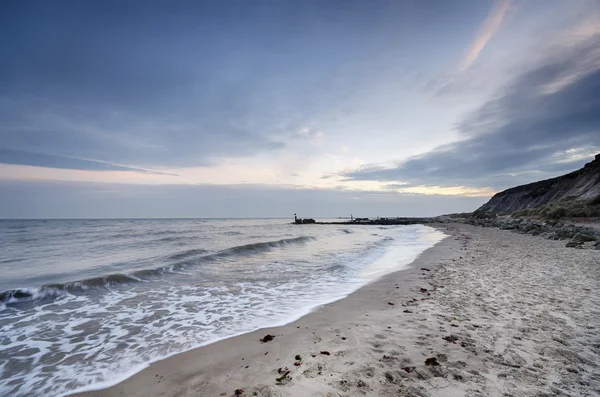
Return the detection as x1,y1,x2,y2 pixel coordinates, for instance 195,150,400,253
73,224,600,397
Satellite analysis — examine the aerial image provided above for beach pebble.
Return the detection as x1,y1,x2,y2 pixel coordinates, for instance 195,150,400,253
260,334,275,343
425,357,440,366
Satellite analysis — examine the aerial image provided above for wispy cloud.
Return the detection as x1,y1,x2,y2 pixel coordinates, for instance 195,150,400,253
459,0,511,72
341,34,600,191
0,148,179,176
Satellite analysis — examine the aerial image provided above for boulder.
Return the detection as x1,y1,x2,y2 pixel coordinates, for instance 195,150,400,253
571,233,598,243
565,241,581,248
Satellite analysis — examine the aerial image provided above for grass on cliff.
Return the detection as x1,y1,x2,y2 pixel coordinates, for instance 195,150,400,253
513,198,600,220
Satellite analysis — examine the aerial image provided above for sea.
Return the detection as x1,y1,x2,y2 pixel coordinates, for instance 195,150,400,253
0,218,445,396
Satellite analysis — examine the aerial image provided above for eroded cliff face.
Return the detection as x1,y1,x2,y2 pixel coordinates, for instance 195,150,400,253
478,154,600,213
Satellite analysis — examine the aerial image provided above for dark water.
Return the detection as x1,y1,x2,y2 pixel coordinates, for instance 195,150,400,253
0,218,444,396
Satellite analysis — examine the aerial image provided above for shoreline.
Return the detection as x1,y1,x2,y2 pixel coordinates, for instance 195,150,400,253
63,225,446,396
72,224,461,397
73,223,600,396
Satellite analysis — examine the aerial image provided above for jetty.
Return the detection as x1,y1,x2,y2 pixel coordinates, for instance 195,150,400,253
292,214,434,226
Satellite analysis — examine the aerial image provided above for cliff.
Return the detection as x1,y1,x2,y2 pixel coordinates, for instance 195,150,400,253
477,154,600,213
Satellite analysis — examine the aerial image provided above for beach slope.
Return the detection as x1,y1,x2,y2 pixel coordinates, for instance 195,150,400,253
75,224,600,397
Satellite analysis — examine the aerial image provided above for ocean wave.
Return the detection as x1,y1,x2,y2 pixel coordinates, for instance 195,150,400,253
0,286,69,304
154,235,191,243
221,236,315,255
0,258,24,264
0,236,315,307
222,231,243,236
0,274,143,305
164,248,208,261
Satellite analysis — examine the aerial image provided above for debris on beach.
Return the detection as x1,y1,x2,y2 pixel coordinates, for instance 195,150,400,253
260,334,275,343
442,335,459,343
402,366,413,373
387,301,395,305
293,354,302,366
276,370,291,383
403,309,413,313
425,357,440,366
419,288,428,293
320,350,331,355
234,388,244,396
421,267,431,271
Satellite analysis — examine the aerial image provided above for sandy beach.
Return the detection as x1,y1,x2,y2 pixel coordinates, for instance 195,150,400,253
74,224,600,397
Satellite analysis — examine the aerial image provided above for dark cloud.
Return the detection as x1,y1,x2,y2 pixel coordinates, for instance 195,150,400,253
342,40,600,189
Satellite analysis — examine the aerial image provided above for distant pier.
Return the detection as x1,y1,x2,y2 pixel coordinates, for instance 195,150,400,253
292,214,434,226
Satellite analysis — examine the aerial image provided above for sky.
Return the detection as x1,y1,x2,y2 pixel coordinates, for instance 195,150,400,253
1,0,599,218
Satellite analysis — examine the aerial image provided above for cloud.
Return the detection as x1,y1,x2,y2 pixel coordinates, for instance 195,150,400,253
297,127,324,145
1,2,365,171
0,180,489,219
459,0,511,72
341,36,600,190
0,148,178,175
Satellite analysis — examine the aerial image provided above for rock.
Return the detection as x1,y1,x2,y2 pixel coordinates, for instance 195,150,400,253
442,335,459,343
320,351,331,355
571,233,597,243
402,367,413,373
425,357,440,366
275,370,291,383
419,288,428,293
420,267,431,271
566,241,581,248
234,389,244,396
260,334,275,343
295,354,301,360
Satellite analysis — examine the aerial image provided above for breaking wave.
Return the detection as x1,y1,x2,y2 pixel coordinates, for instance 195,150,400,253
0,236,315,306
